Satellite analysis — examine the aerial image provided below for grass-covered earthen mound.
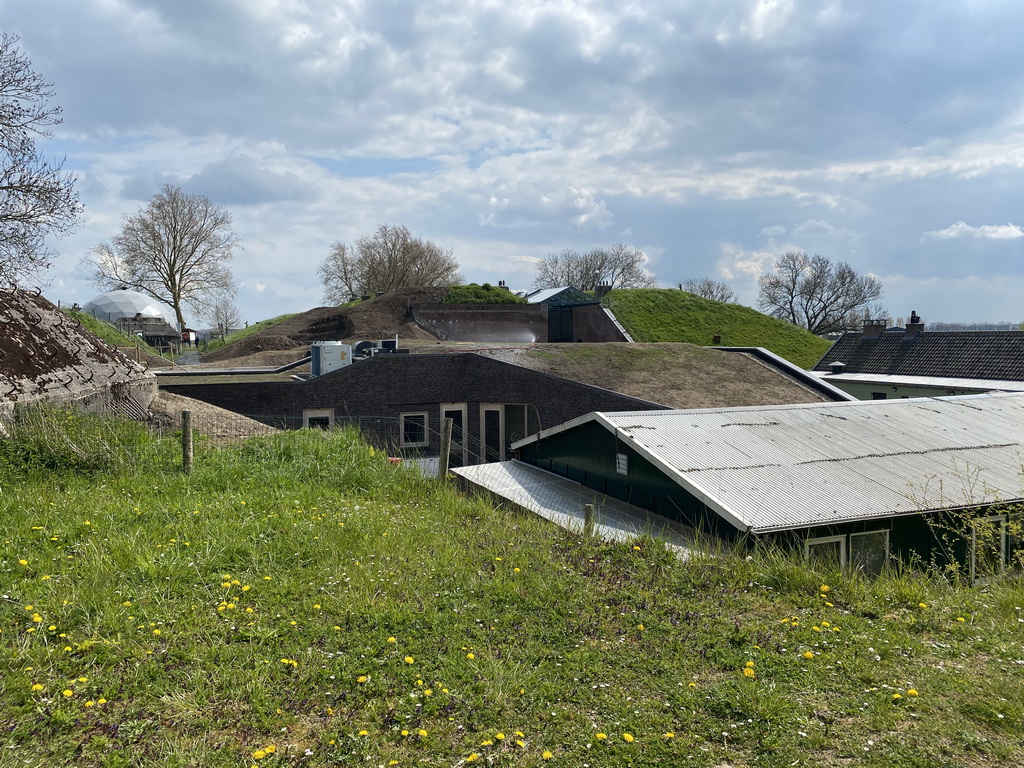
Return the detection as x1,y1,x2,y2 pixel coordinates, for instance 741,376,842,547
605,289,833,369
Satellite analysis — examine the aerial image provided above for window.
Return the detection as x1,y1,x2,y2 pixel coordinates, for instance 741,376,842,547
870,392,887,400
615,452,628,476
400,412,429,447
302,409,334,430
805,530,891,574
805,535,846,568
849,530,889,575
440,403,467,466
479,403,541,462
971,515,1007,584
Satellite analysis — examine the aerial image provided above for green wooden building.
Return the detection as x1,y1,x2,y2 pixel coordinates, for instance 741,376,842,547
511,393,1024,581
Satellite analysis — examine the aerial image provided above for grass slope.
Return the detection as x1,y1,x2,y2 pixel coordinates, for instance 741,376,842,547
65,309,164,358
604,289,833,369
1,408,1023,766
204,313,300,354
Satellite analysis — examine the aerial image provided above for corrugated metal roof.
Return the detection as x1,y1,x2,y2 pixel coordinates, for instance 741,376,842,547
452,460,699,553
512,392,1024,534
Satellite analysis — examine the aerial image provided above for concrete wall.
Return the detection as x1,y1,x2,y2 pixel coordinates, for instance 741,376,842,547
412,303,547,343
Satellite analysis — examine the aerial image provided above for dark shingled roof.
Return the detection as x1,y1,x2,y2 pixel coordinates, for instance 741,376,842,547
813,330,1024,381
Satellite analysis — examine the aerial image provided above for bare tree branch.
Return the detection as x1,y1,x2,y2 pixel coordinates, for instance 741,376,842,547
533,243,658,290
757,251,883,334
318,224,461,302
84,185,239,330
0,33,81,288
680,277,736,302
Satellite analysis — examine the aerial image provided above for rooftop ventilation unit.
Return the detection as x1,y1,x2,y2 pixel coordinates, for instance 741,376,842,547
310,341,352,377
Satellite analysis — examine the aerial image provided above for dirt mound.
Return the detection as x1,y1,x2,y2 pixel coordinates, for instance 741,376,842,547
207,287,448,361
203,334,303,362
148,391,278,442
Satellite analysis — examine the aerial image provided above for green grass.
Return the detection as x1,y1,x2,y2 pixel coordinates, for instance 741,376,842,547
444,284,528,304
204,313,300,354
2,407,1023,766
64,309,166,358
604,289,833,369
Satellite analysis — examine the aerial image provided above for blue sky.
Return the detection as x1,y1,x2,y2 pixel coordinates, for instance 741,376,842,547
5,0,1024,326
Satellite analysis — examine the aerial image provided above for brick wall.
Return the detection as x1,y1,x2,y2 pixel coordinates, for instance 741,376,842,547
160,353,666,461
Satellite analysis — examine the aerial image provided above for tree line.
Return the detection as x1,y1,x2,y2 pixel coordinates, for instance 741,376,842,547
2,33,884,337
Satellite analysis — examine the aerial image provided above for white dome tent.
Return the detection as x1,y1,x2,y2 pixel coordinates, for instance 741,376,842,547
82,290,180,331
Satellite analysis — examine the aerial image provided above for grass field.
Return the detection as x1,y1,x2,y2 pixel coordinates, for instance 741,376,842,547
604,290,833,369
204,313,300,354
1,407,1023,766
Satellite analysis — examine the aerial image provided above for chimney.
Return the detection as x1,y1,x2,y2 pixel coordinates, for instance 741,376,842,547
905,309,925,338
594,284,612,300
862,318,886,339
829,361,846,375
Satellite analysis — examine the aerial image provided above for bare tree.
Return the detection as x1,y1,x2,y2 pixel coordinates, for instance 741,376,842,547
318,224,461,302
533,243,658,290
86,185,239,330
757,251,883,335
0,33,81,287
680,277,736,303
204,293,241,341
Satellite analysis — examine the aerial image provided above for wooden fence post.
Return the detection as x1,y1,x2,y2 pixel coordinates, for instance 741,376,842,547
438,417,453,478
181,410,193,475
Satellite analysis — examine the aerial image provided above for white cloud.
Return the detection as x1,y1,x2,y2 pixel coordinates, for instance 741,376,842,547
923,221,1024,240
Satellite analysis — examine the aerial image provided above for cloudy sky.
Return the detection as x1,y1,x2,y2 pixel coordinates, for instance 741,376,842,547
6,0,1024,325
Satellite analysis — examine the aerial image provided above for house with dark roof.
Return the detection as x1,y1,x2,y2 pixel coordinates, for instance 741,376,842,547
811,314,1024,399
456,392,1024,581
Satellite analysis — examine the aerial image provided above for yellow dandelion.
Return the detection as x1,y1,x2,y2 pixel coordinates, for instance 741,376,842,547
418,729,428,737
744,660,755,668
31,683,43,692
918,602,928,609
252,750,266,760
803,651,814,659
401,729,409,737
404,656,414,664
62,689,73,697
743,667,756,678
907,689,919,697
893,693,902,700
481,740,493,746
357,675,368,683
387,636,397,643
663,732,675,739
819,584,830,593
542,750,553,759
19,559,27,566
467,754,480,762
596,732,607,741
622,733,635,743
358,730,368,737
466,653,475,659
84,700,95,707
494,733,505,740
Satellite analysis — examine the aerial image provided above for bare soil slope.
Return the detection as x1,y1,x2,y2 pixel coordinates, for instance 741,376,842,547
205,288,447,362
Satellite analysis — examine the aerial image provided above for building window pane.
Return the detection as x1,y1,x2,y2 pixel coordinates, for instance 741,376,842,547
805,536,846,568
401,413,428,447
616,452,628,476
971,515,1006,584
850,531,889,575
